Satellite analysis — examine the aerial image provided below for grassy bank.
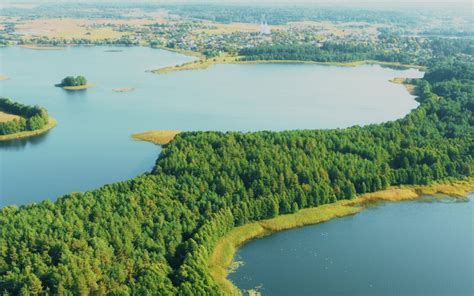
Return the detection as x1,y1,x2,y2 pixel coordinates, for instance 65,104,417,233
0,111,21,123
132,130,180,145
153,45,204,58
112,87,135,93
152,55,424,75
390,77,417,95
209,178,474,295
62,84,95,91
0,117,57,141
20,45,65,50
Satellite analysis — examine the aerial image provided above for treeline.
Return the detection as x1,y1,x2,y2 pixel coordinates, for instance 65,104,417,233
0,59,472,294
238,43,416,64
238,37,473,66
0,98,49,135
58,76,87,87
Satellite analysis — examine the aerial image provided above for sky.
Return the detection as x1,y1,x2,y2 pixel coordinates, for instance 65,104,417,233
2,0,472,3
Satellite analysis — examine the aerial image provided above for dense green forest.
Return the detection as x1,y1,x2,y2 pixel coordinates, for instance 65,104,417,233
0,98,49,135
57,76,88,87
238,37,473,65
0,55,473,294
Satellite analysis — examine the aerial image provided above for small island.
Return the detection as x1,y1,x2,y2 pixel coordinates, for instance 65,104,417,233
112,87,135,93
56,75,95,90
0,97,56,141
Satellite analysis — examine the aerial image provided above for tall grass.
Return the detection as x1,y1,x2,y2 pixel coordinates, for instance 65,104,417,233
209,178,474,295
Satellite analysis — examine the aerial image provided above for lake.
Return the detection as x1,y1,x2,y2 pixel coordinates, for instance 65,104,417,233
0,46,422,207
229,195,474,296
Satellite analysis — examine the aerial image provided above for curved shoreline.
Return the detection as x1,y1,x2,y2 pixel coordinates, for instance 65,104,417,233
131,130,180,146
0,117,57,141
209,179,474,295
152,55,424,75
61,84,95,91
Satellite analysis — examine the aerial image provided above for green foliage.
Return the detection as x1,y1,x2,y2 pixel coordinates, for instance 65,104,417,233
0,98,49,135
0,59,472,294
238,43,417,64
60,76,87,87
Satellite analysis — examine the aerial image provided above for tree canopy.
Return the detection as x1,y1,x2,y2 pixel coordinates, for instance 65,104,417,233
59,76,87,87
0,98,49,135
0,57,472,295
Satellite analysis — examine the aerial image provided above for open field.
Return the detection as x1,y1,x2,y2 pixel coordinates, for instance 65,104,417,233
16,18,134,41
0,111,21,123
132,130,180,145
0,117,57,141
209,178,474,295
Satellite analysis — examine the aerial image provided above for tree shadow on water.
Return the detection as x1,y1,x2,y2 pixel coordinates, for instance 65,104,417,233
0,131,51,150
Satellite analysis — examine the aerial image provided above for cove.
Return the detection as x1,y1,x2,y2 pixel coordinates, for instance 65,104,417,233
229,194,474,295
0,46,422,207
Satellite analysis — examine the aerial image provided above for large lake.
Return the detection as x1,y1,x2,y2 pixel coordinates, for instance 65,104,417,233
0,46,422,206
230,195,474,296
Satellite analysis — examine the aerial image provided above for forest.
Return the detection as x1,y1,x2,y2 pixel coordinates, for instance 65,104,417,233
238,37,473,65
0,56,473,294
57,76,88,87
0,98,49,135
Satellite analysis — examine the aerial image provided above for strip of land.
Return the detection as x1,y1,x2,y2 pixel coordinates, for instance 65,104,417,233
152,54,424,75
390,77,417,95
0,75,9,81
112,87,135,93
209,178,474,296
0,117,57,141
62,84,96,91
132,130,180,145
20,45,66,50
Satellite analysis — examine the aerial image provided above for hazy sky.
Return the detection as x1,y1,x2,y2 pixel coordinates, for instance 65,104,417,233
2,0,472,3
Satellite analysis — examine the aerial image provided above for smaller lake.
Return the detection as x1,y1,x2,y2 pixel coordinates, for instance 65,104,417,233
229,195,474,296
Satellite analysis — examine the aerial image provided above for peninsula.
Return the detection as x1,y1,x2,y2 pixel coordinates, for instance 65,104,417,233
0,97,56,141
132,130,180,145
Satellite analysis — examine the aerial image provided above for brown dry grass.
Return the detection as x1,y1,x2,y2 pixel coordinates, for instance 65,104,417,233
112,87,135,93
17,18,133,40
132,130,180,145
0,111,21,123
390,77,417,95
62,84,95,91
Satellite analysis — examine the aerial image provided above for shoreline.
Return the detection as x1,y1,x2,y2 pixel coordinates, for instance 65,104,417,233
61,84,95,91
0,117,57,141
209,178,474,295
152,56,424,75
112,87,135,93
20,45,66,50
389,77,417,95
131,130,180,145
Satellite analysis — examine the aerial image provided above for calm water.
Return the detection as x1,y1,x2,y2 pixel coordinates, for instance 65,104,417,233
0,46,422,206
230,195,474,296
